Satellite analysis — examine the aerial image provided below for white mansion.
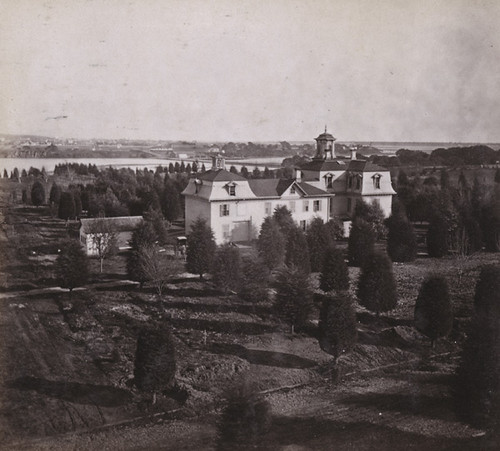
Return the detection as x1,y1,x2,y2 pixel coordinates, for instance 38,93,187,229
182,130,396,244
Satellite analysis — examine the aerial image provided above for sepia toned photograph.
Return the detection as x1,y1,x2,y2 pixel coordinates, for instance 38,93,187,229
0,0,499,449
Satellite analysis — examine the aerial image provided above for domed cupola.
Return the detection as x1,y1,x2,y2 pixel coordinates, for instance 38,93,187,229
314,126,336,160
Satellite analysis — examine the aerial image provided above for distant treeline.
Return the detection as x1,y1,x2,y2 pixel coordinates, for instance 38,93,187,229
370,145,500,167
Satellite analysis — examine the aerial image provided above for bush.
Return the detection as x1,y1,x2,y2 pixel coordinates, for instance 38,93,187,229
474,265,500,317
414,275,453,347
217,380,271,450
386,212,417,262
348,218,376,267
55,239,89,292
238,252,270,303
213,244,241,294
319,246,349,292
317,292,357,362
274,266,314,333
427,214,449,257
357,251,398,316
134,324,176,397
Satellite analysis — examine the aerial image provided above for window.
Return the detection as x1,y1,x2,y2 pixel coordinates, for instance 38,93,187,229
313,200,321,212
373,174,381,189
265,202,272,216
290,185,296,194
290,201,296,212
356,175,361,190
326,174,333,189
300,220,307,231
347,198,352,212
303,200,309,212
229,185,236,196
220,204,230,216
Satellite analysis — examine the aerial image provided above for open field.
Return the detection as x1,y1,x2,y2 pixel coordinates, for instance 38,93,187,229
0,204,499,449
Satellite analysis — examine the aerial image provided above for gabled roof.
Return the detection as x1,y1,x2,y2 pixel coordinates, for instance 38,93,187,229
347,160,387,172
80,216,143,233
299,159,348,171
248,179,293,197
296,182,330,196
197,169,247,182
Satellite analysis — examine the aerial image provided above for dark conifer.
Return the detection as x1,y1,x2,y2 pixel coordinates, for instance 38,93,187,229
347,218,375,267
238,252,270,303
386,211,417,262
257,217,285,270
186,218,216,279
319,246,349,292
427,213,449,257
58,192,76,220
55,239,89,292
213,244,241,294
285,226,310,274
307,217,333,272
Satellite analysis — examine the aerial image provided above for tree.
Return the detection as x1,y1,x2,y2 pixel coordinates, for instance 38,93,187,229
306,217,333,272
354,200,387,240
257,217,286,269
481,197,500,252
21,189,28,204
55,239,89,292
319,246,349,292
30,181,46,206
2,168,7,178
143,207,169,244
357,251,398,317
58,191,76,220
217,380,271,450
386,211,417,262
138,242,181,297
73,190,82,218
427,213,449,257
238,252,270,303
285,226,310,274
212,244,241,294
49,183,62,206
272,205,295,237
134,324,176,404
186,218,216,279
347,218,376,267
317,292,358,363
414,275,453,347
454,312,500,430
127,221,156,288
240,166,249,178
274,266,313,333
474,265,500,316
161,180,181,222
86,217,119,273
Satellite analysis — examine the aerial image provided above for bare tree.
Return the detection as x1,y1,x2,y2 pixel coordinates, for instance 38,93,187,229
138,242,182,300
86,217,119,273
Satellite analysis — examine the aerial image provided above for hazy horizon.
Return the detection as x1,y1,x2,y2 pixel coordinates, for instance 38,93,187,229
2,0,500,143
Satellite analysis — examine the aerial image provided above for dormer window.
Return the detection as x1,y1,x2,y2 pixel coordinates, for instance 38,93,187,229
290,185,296,194
325,173,333,189
372,174,381,189
356,174,362,190
226,182,236,196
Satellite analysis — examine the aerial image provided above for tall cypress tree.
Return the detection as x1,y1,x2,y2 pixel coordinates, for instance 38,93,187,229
186,218,216,279
319,246,349,292
257,217,286,270
307,217,333,272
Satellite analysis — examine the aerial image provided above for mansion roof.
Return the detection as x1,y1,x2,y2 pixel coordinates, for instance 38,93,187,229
197,169,247,182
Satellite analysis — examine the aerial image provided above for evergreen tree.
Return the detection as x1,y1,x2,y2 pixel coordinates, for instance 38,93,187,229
317,292,358,362
186,218,216,279
285,226,310,274
31,181,46,206
347,218,375,267
58,191,76,220
217,380,271,450
168,163,175,173
252,167,262,179
212,244,241,294
179,161,186,173
357,251,398,316
21,189,28,204
257,217,286,270
474,265,500,316
49,183,62,205
440,168,450,190
319,246,349,292
386,211,417,262
201,163,206,173
73,191,82,218
354,200,387,239
274,266,313,333
272,205,296,236
161,180,181,222
2,168,7,178
192,161,198,173
306,217,333,272
143,207,169,244
229,165,238,174
240,166,249,178
238,252,270,303
127,221,157,288
134,324,176,403
414,275,453,347
55,239,89,292
427,213,449,257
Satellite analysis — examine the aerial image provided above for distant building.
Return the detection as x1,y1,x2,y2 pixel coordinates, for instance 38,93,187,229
182,129,396,244
79,216,143,255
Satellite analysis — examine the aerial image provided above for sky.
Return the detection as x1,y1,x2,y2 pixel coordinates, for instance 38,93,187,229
1,0,499,143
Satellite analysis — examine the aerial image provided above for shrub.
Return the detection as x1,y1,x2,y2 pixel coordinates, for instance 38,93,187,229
213,244,241,294
357,251,398,316
186,218,216,279
319,246,349,292
414,275,453,347
134,324,176,400
386,212,417,262
427,213,449,257
274,266,314,333
55,239,89,292
348,218,375,267
217,380,271,450
317,292,357,362
474,265,500,317
285,226,310,274
238,252,270,303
